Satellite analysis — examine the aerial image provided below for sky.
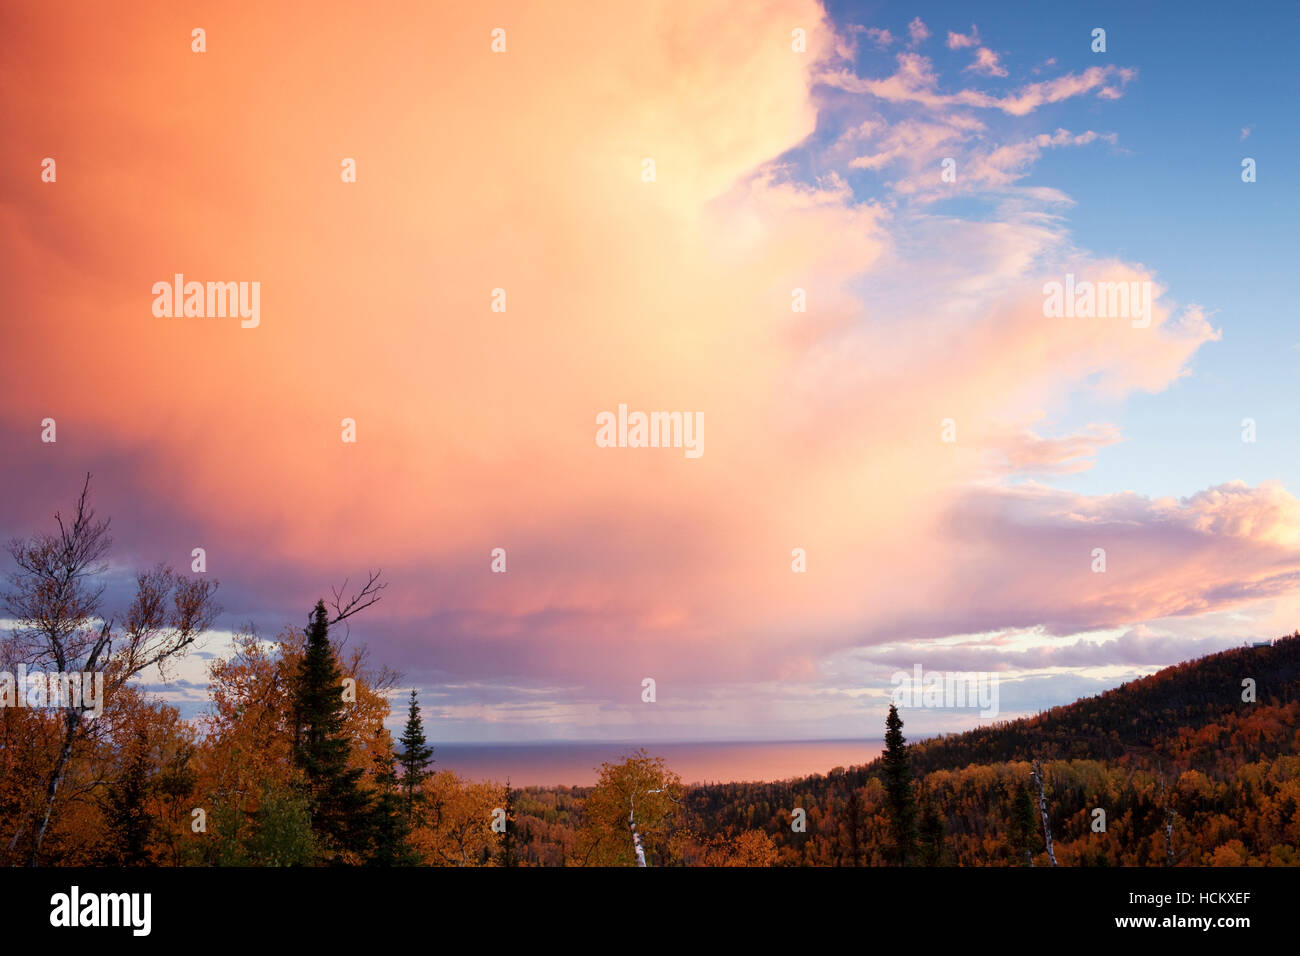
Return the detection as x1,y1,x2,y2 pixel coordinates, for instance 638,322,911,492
2,0,1298,744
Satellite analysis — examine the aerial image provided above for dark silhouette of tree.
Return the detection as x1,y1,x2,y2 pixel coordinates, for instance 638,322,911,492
882,703,917,865
292,600,371,862
917,796,946,866
103,728,153,865
397,689,434,825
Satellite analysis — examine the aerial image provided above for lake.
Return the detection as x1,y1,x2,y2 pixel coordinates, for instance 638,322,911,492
429,739,884,787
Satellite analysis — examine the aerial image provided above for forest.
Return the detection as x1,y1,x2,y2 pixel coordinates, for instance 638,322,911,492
3,479,1298,866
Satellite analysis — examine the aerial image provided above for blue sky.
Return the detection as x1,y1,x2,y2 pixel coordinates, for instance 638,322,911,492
821,0,1299,501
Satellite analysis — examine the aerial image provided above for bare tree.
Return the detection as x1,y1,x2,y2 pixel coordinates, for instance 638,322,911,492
3,474,220,864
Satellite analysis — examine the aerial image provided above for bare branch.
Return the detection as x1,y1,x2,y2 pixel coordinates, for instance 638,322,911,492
326,569,387,628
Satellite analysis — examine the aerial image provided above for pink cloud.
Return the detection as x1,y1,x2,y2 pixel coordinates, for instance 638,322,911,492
864,26,893,49
885,127,1118,199
947,26,981,49
966,47,1009,78
823,55,1136,115
848,115,983,170
907,16,930,47
907,481,1300,640
993,423,1124,475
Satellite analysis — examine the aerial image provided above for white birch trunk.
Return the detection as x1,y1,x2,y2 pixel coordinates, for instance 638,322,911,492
1031,757,1058,867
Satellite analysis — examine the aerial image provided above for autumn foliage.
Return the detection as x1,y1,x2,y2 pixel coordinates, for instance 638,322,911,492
4,481,1300,866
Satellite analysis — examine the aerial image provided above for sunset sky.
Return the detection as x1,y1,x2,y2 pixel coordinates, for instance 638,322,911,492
2,1,1298,743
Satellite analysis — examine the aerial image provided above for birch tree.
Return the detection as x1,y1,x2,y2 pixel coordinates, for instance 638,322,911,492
3,475,220,864
1030,757,1058,867
574,750,683,866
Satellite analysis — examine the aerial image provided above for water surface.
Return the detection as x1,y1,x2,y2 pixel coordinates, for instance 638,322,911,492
430,739,884,787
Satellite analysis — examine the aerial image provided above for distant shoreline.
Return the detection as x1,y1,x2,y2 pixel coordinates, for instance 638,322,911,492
428,738,887,788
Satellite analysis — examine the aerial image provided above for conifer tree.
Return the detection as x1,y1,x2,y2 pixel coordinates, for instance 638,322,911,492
368,743,415,866
397,689,434,825
882,703,917,865
292,600,371,861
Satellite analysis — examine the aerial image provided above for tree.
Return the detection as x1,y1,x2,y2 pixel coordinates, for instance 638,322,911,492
574,750,683,866
841,788,864,866
498,780,516,867
3,474,220,864
411,770,504,866
197,612,391,867
702,828,779,867
1007,781,1038,865
728,829,778,866
917,796,947,866
1030,757,1058,867
882,704,917,865
241,785,317,866
102,728,154,865
397,689,434,826
291,600,371,862
368,734,415,866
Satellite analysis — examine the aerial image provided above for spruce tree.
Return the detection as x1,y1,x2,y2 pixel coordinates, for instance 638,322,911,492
368,742,416,866
292,600,372,862
882,703,917,865
397,689,434,825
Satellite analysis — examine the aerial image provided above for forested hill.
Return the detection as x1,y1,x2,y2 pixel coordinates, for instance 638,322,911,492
900,632,1300,776
667,633,1300,866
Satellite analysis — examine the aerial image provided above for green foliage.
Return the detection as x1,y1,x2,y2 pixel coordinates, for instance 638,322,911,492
195,785,317,866
243,787,317,866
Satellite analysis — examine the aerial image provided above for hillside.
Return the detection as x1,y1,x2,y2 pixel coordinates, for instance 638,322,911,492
904,632,1300,775
662,633,1300,865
